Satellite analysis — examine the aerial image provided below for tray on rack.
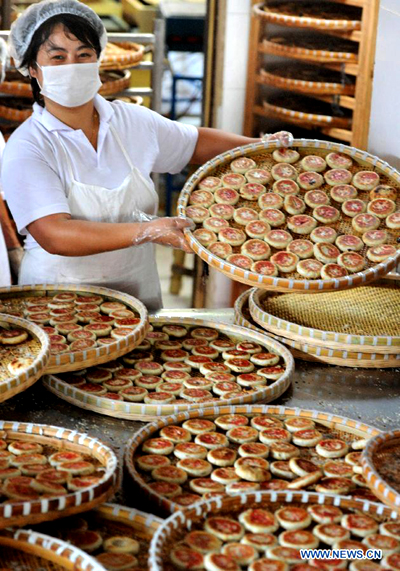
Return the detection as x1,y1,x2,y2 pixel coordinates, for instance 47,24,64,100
235,289,400,368
125,405,381,514
259,63,355,96
0,420,118,529
0,529,103,571
34,503,162,570
249,285,400,353
0,314,50,403
0,284,148,374
362,430,400,513
100,42,145,70
0,97,32,122
262,32,359,64
263,94,353,129
44,315,294,421
178,138,400,293
149,490,399,571
254,1,362,31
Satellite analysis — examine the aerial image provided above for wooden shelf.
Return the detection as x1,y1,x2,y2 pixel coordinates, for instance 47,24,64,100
245,0,380,150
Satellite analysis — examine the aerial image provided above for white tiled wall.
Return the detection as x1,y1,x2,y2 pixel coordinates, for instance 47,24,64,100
368,0,400,169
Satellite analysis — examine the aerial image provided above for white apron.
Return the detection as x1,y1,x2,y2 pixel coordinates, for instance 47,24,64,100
19,125,162,310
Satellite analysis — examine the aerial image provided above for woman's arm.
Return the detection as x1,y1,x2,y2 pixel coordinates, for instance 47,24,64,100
27,213,193,256
190,128,259,165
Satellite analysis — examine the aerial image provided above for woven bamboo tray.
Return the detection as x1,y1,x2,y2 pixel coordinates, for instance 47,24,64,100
0,420,118,529
107,95,144,106
262,34,359,64
35,503,162,569
178,138,400,293
362,430,400,514
0,284,149,374
0,529,103,571
254,1,362,31
0,97,32,122
125,405,381,515
43,315,294,421
235,289,400,368
259,64,355,96
249,285,400,354
0,314,50,403
263,95,353,129
100,42,145,70
148,490,398,571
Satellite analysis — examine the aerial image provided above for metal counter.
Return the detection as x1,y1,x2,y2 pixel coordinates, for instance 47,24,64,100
1,308,399,509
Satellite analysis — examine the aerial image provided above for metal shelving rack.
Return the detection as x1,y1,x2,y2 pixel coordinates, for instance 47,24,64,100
0,22,166,113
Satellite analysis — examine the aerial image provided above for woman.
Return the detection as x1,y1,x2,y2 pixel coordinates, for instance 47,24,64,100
2,0,289,309
0,37,12,287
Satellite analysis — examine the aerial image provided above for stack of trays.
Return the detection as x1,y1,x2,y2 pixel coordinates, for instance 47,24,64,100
247,284,400,368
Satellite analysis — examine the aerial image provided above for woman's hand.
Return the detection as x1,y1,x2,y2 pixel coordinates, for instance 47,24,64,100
263,131,294,147
133,217,194,253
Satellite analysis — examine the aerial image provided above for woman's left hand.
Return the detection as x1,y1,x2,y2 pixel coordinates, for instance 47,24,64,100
264,131,294,147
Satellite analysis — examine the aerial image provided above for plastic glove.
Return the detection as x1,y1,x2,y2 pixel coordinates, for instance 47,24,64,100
263,130,294,147
132,216,194,254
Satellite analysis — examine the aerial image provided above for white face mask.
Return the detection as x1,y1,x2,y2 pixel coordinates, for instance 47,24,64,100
36,62,102,107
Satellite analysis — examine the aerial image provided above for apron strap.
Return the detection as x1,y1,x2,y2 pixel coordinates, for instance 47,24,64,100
110,124,135,171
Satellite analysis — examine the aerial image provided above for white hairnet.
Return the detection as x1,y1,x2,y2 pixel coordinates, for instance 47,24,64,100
9,0,107,76
0,38,7,83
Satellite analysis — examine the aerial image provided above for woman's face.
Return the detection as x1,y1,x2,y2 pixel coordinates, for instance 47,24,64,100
29,23,98,84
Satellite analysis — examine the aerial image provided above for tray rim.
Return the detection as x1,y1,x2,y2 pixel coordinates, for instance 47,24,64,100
253,1,362,31
262,100,353,129
235,289,400,367
125,404,382,515
100,41,145,70
0,313,50,403
177,138,400,293
259,67,355,96
148,489,399,571
261,37,359,64
0,420,118,529
0,528,104,571
362,430,400,513
249,287,400,348
0,284,149,374
96,502,163,533
43,315,294,421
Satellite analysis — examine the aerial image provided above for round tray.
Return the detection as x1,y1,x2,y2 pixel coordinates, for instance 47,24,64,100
0,97,32,122
0,420,118,529
100,42,145,70
125,405,381,514
262,33,359,64
0,529,104,571
43,315,294,421
0,314,50,403
178,138,400,293
149,490,398,571
362,430,400,513
235,289,400,368
254,1,362,31
106,95,144,106
0,284,149,374
263,95,353,129
259,64,355,96
36,503,162,569
249,285,400,353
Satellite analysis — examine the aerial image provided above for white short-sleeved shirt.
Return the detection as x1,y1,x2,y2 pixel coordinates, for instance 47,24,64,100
1,95,198,249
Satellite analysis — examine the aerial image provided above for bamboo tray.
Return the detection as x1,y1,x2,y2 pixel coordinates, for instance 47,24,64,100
178,138,400,293
254,1,362,31
0,97,32,122
43,315,294,421
0,314,50,403
263,94,353,129
35,503,162,569
0,284,149,374
262,33,359,64
0,70,131,98
249,285,400,353
148,491,398,571
0,529,104,571
235,289,400,368
0,420,118,529
362,430,400,514
259,64,355,96
125,405,381,515
100,42,145,70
